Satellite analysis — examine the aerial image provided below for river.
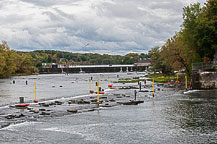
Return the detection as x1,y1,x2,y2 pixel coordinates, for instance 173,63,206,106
0,73,216,144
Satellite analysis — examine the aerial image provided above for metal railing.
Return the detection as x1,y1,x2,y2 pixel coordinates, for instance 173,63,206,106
192,61,217,72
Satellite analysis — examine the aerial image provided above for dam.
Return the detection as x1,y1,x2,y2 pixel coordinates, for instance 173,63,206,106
39,64,149,74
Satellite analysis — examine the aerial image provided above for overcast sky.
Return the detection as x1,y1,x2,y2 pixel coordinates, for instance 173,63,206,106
0,0,206,55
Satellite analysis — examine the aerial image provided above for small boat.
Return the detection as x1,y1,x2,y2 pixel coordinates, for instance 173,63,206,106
15,104,30,107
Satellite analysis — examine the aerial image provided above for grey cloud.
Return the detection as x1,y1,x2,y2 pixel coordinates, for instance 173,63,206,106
20,0,82,7
96,2,145,19
0,0,207,55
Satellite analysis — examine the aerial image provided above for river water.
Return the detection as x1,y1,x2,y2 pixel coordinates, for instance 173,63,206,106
0,73,217,144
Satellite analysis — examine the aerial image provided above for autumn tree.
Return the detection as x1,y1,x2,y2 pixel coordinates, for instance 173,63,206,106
0,41,17,77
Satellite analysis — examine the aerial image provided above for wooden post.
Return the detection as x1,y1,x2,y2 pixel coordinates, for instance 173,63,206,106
35,82,36,100
139,82,141,91
185,76,187,89
177,73,178,81
99,75,101,88
89,79,91,91
152,79,154,97
97,82,99,106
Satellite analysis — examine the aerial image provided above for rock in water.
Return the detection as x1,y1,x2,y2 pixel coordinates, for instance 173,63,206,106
67,109,78,113
5,114,16,119
40,111,50,115
29,108,39,113
118,100,144,105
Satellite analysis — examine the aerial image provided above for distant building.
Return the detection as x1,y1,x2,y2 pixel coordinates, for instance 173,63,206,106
52,63,57,68
134,58,151,67
41,63,57,68
58,64,68,68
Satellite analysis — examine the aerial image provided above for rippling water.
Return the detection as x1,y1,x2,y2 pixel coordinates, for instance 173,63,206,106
0,73,135,105
0,73,217,144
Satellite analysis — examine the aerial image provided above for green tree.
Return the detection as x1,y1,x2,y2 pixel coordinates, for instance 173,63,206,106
181,1,217,60
0,41,17,77
149,46,168,73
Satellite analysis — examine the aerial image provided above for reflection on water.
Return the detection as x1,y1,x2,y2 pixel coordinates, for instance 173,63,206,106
166,90,217,134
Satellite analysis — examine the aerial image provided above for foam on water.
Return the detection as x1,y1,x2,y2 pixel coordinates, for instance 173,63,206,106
1,121,41,131
42,127,87,137
184,89,205,94
42,124,113,144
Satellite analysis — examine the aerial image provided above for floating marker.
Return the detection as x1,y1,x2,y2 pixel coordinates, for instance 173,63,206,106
108,75,113,87
185,76,187,89
89,79,94,93
176,73,180,83
108,84,112,88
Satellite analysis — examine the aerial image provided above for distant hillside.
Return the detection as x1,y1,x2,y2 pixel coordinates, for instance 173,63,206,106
29,50,150,66
1,41,150,78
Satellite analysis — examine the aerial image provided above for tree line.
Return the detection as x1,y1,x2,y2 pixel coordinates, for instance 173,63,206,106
0,41,150,78
0,41,38,78
149,0,217,76
29,50,150,66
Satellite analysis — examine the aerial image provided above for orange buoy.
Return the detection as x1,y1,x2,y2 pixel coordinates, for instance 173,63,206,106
90,89,94,93
108,84,112,88
110,87,116,89
175,81,180,83
34,99,39,103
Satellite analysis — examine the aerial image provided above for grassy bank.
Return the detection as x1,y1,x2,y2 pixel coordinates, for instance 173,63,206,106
113,73,186,84
146,73,185,83
113,78,145,83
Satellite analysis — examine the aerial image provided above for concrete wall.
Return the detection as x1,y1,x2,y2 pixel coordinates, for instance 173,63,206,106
192,71,217,89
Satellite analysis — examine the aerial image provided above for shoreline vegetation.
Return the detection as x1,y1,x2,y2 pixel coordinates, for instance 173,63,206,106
149,1,216,77
1,0,216,79
114,73,186,84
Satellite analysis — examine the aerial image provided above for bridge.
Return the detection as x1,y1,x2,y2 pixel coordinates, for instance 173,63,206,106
39,64,150,74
